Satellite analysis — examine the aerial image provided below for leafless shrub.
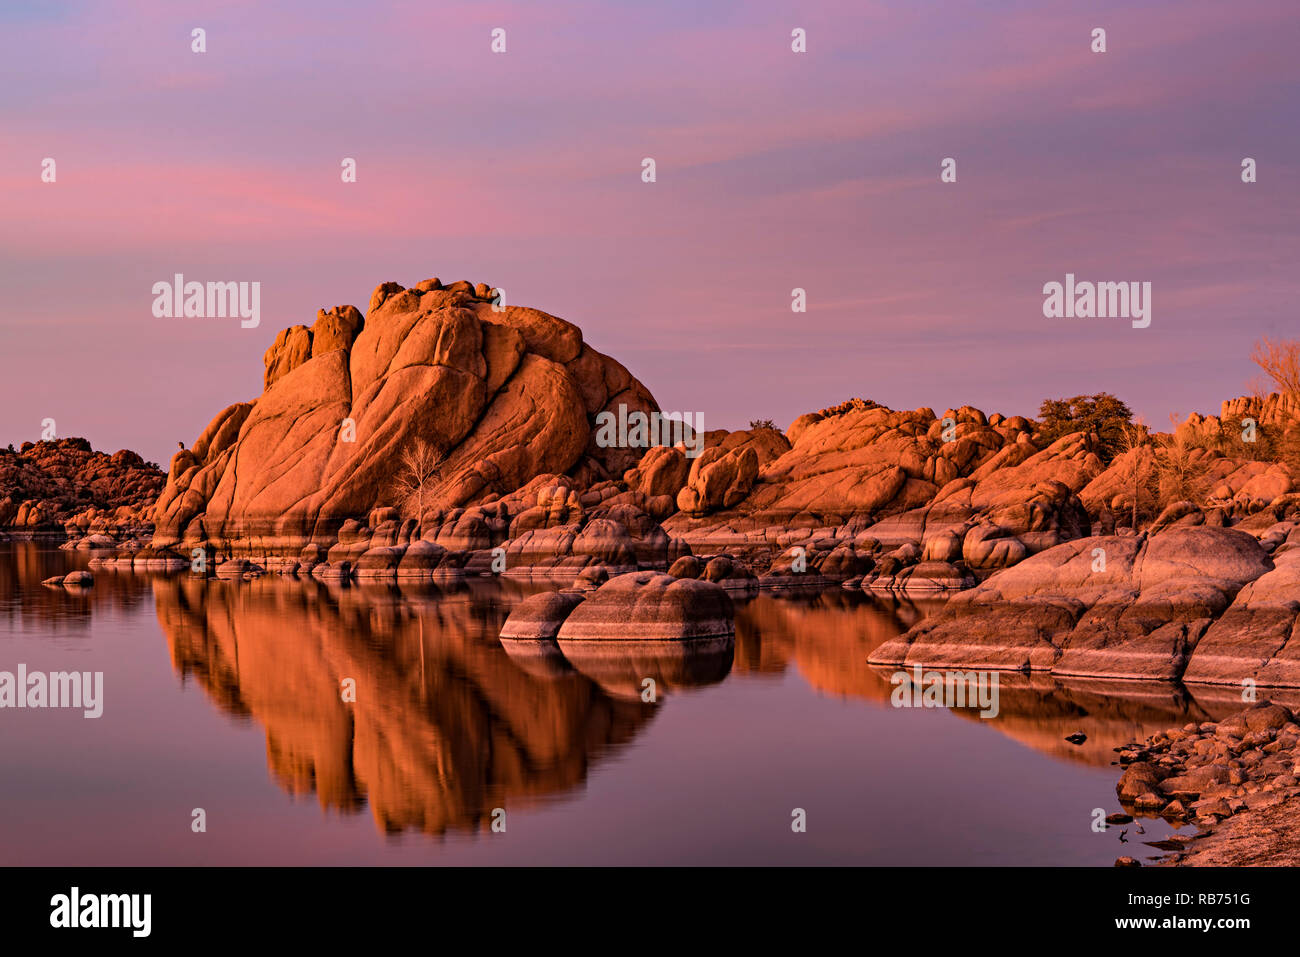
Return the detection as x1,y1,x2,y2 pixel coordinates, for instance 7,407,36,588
390,439,447,528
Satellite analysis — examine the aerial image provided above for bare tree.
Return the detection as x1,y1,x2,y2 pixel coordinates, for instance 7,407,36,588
1116,417,1151,530
1155,414,1208,508
1250,338,1300,470
1251,337,1300,399
390,439,446,529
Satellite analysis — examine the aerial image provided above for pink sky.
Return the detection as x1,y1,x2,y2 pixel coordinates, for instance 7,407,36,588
1,0,1297,466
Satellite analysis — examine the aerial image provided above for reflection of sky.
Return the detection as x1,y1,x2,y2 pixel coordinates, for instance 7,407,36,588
1,0,1297,464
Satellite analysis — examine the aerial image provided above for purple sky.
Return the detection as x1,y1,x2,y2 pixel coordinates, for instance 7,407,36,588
2,0,1297,467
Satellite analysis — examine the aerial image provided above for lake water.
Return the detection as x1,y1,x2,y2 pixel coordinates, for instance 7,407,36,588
0,540,1212,865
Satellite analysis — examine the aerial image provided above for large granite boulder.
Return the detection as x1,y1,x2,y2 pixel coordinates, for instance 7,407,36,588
152,278,659,552
1183,547,1300,686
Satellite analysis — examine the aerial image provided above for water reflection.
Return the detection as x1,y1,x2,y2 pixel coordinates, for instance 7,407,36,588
733,591,1300,765
153,575,661,836
9,540,1297,856
149,572,1286,837
0,540,153,631
734,591,946,700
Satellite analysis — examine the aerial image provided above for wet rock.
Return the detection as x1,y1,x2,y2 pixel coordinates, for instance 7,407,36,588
500,591,587,641
1160,765,1231,800
879,559,974,595
1118,762,1165,800
311,561,353,581
354,544,406,579
215,559,258,580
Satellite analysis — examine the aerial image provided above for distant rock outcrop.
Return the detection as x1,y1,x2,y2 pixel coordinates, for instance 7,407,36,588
0,438,163,533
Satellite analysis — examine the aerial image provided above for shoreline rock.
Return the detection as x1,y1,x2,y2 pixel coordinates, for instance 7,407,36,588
866,526,1298,685
498,572,736,698
1110,701,1300,864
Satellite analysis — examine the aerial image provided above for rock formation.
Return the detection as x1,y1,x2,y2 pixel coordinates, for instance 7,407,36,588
151,278,657,552
866,523,1300,685
0,438,163,534
49,271,1285,628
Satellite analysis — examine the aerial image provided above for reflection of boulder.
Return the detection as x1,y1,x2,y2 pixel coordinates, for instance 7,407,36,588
498,591,584,677
898,672,1215,768
152,575,652,836
729,589,1277,769
731,590,935,700
3,541,153,632
557,635,734,700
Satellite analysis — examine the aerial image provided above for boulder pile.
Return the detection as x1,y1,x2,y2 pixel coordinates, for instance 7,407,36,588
1113,701,1300,862
0,438,162,535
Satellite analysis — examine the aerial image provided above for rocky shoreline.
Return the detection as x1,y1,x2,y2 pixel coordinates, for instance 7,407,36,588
869,518,1300,687
1114,700,1300,865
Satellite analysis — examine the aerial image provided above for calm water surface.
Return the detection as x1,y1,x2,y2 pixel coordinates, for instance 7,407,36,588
0,541,1222,865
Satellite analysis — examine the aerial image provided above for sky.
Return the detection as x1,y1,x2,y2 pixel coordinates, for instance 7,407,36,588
1,0,1297,467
